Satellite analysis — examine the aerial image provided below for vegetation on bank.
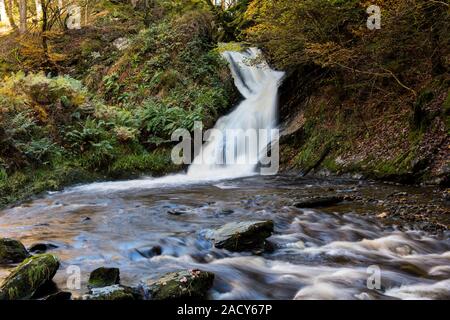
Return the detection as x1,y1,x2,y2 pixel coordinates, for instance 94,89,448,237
244,0,449,185
0,0,448,208
0,1,237,207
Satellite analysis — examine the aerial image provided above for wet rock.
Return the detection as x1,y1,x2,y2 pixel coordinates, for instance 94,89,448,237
28,243,58,254
220,209,234,215
168,209,189,216
83,285,140,300
294,196,344,208
42,291,72,301
0,238,30,265
253,240,276,255
0,254,60,300
148,269,214,300
135,246,162,258
88,267,120,288
209,220,274,252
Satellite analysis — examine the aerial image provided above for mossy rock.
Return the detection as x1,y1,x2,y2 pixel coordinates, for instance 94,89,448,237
88,267,120,288
82,285,140,300
0,238,30,265
148,270,215,300
0,254,60,300
209,220,274,252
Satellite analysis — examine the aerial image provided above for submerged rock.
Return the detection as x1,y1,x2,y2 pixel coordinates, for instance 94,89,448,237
88,267,120,288
0,254,60,300
135,245,162,258
28,243,58,254
0,238,30,265
148,270,214,300
209,220,274,252
83,285,139,300
294,196,344,208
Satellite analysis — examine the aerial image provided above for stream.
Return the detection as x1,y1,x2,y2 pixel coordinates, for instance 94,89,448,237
0,175,449,300
1,49,449,300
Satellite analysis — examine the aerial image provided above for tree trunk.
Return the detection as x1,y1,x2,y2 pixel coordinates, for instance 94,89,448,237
18,0,26,33
4,0,17,31
41,0,50,70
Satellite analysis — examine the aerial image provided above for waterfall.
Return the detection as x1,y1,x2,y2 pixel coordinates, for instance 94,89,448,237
68,48,284,192
187,48,285,179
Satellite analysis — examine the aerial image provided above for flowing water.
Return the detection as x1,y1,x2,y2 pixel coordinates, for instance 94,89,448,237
0,50,449,300
0,176,449,300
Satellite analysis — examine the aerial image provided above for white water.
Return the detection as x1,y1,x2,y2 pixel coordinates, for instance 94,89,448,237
69,48,284,193
188,48,284,179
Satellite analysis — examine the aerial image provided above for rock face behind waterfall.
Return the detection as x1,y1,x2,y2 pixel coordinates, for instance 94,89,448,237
210,220,274,252
0,254,60,300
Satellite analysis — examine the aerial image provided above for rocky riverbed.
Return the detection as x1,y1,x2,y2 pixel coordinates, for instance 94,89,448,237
0,175,449,300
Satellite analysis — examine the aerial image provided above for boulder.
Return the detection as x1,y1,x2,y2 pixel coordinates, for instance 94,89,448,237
0,254,60,300
0,238,30,265
88,267,120,288
83,285,139,300
294,196,344,208
148,269,214,300
209,220,274,252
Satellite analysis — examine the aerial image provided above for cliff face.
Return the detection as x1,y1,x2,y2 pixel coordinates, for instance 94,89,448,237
277,69,450,186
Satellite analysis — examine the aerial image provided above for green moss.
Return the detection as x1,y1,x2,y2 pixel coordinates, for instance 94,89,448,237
0,238,30,265
149,270,215,300
109,150,179,177
214,42,247,53
0,254,60,300
88,267,120,288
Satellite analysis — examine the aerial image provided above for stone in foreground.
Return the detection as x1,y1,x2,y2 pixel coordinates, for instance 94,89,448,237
0,238,30,265
294,196,344,208
88,267,120,288
148,270,214,300
0,254,60,300
83,285,139,300
210,220,274,252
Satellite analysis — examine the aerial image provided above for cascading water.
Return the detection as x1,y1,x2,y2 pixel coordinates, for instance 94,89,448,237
187,48,285,179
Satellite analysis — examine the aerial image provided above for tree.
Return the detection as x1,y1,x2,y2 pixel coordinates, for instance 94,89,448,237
4,0,18,31
18,0,26,33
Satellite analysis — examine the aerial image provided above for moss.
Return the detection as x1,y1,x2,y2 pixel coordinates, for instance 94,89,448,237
0,238,30,265
149,270,215,300
214,42,247,53
211,220,274,252
109,150,180,178
88,267,120,288
0,254,60,300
